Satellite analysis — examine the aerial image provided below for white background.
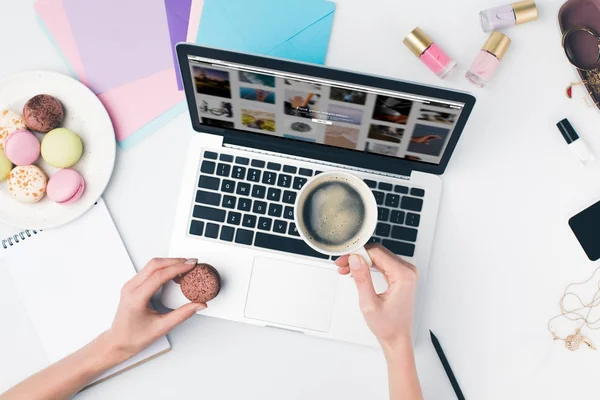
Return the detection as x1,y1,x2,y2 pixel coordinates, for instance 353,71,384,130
2,0,600,398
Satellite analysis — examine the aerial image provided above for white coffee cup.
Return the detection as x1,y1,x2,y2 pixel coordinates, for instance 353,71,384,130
294,171,377,267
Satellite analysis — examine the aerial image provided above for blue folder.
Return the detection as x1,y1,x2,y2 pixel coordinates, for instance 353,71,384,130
196,0,336,65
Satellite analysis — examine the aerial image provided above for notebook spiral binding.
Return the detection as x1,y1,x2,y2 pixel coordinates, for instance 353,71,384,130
2,230,39,249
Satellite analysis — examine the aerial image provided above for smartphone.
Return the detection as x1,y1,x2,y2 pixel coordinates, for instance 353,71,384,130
569,200,600,261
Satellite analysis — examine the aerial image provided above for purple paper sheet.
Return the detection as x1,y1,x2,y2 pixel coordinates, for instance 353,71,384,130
165,0,192,90
63,0,173,94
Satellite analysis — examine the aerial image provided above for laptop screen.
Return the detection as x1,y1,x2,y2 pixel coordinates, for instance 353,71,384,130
186,55,466,166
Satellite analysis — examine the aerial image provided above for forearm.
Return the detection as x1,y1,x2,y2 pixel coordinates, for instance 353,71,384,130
383,339,423,400
0,332,124,400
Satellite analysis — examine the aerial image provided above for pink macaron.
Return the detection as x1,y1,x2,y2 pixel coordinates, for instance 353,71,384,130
46,169,86,204
3,129,40,166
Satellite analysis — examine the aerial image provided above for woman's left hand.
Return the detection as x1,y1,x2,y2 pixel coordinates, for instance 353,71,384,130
103,258,206,363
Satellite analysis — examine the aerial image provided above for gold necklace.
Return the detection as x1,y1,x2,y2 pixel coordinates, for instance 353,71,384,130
548,267,600,351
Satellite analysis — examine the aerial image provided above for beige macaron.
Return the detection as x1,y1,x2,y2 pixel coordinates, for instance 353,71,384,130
7,165,47,203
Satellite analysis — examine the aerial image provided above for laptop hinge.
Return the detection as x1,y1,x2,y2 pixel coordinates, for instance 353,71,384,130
223,144,413,181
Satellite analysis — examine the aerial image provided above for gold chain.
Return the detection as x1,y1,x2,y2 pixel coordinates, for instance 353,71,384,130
548,266,600,351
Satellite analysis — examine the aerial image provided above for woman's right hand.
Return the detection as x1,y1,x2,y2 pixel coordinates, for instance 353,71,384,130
334,244,418,352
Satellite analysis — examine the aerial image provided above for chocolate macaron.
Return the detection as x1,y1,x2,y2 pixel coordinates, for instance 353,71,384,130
179,263,221,303
23,94,64,133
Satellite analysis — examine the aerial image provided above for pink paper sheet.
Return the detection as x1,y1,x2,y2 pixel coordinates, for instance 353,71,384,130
186,0,205,42
35,0,185,144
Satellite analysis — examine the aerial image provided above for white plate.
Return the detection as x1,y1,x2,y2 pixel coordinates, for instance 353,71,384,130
0,71,116,230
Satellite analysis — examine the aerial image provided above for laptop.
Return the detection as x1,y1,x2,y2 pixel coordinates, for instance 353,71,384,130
161,44,476,347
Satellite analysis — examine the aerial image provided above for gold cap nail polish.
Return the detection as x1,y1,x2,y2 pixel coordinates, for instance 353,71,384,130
403,27,433,57
482,31,512,60
512,0,538,25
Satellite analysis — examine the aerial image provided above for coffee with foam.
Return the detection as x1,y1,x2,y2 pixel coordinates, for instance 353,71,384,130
299,178,367,253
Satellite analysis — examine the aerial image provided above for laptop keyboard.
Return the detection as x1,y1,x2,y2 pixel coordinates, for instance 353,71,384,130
188,150,425,259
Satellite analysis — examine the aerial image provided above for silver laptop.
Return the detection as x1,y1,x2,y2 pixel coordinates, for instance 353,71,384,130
161,44,476,347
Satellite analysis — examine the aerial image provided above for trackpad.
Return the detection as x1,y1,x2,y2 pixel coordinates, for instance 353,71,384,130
244,257,338,332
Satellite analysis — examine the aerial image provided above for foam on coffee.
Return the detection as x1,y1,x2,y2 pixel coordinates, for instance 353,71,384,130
301,179,366,250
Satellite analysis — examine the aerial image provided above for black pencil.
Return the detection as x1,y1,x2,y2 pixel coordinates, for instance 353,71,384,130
430,330,466,400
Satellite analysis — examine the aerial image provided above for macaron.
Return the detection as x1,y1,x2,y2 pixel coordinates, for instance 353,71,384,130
41,128,83,168
3,130,40,166
47,169,85,204
0,148,13,181
7,165,47,203
0,109,26,148
179,263,221,303
23,95,64,133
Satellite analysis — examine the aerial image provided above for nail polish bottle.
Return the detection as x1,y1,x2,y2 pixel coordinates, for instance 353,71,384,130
465,32,511,88
403,27,456,80
556,118,595,166
480,0,538,32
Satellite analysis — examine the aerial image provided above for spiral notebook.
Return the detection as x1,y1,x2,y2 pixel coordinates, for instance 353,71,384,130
0,199,171,393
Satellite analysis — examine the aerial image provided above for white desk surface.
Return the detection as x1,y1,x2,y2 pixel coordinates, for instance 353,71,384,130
1,0,600,398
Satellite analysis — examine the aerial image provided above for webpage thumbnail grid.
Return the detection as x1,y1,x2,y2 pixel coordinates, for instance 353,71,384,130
189,60,463,165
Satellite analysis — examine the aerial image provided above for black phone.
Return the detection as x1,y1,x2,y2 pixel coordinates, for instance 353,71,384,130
569,200,600,261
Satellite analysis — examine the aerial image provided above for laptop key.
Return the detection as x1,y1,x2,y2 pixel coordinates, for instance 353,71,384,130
220,226,235,242
289,222,300,237
262,171,277,185
364,179,377,189
390,210,405,224
189,220,205,236
248,169,261,182
235,156,249,165
204,151,218,160
222,195,236,209
315,171,323,175
201,160,216,174
258,217,273,231
198,175,220,190
379,182,393,191
251,185,266,199
193,206,226,222
394,185,409,194
368,237,381,244
299,168,313,177
385,193,400,208
293,177,307,190
205,223,219,239
277,174,292,188
267,188,281,202
196,190,221,206
283,191,297,204
376,223,391,237
411,188,425,197
238,198,252,212
242,214,257,228
254,233,328,259
378,207,390,221
220,154,234,162
383,239,415,257
273,220,288,234
267,162,281,171
283,206,294,220
236,182,251,196
227,211,241,226
221,179,235,193
232,166,246,180
235,228,254,245
216,163,231,177
251,159,265,168
283,165,297,173
373,191,384,205
401,197,423,212
253,201,267,214
406,213,421,227
391,226,418,242
268,203,283,217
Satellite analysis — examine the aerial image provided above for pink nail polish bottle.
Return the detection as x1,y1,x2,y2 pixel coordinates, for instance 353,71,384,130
403,27,456,80
465,32,511,88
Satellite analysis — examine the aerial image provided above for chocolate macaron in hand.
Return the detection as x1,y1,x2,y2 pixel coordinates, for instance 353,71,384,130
176,263,221,303
23,94,64,133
